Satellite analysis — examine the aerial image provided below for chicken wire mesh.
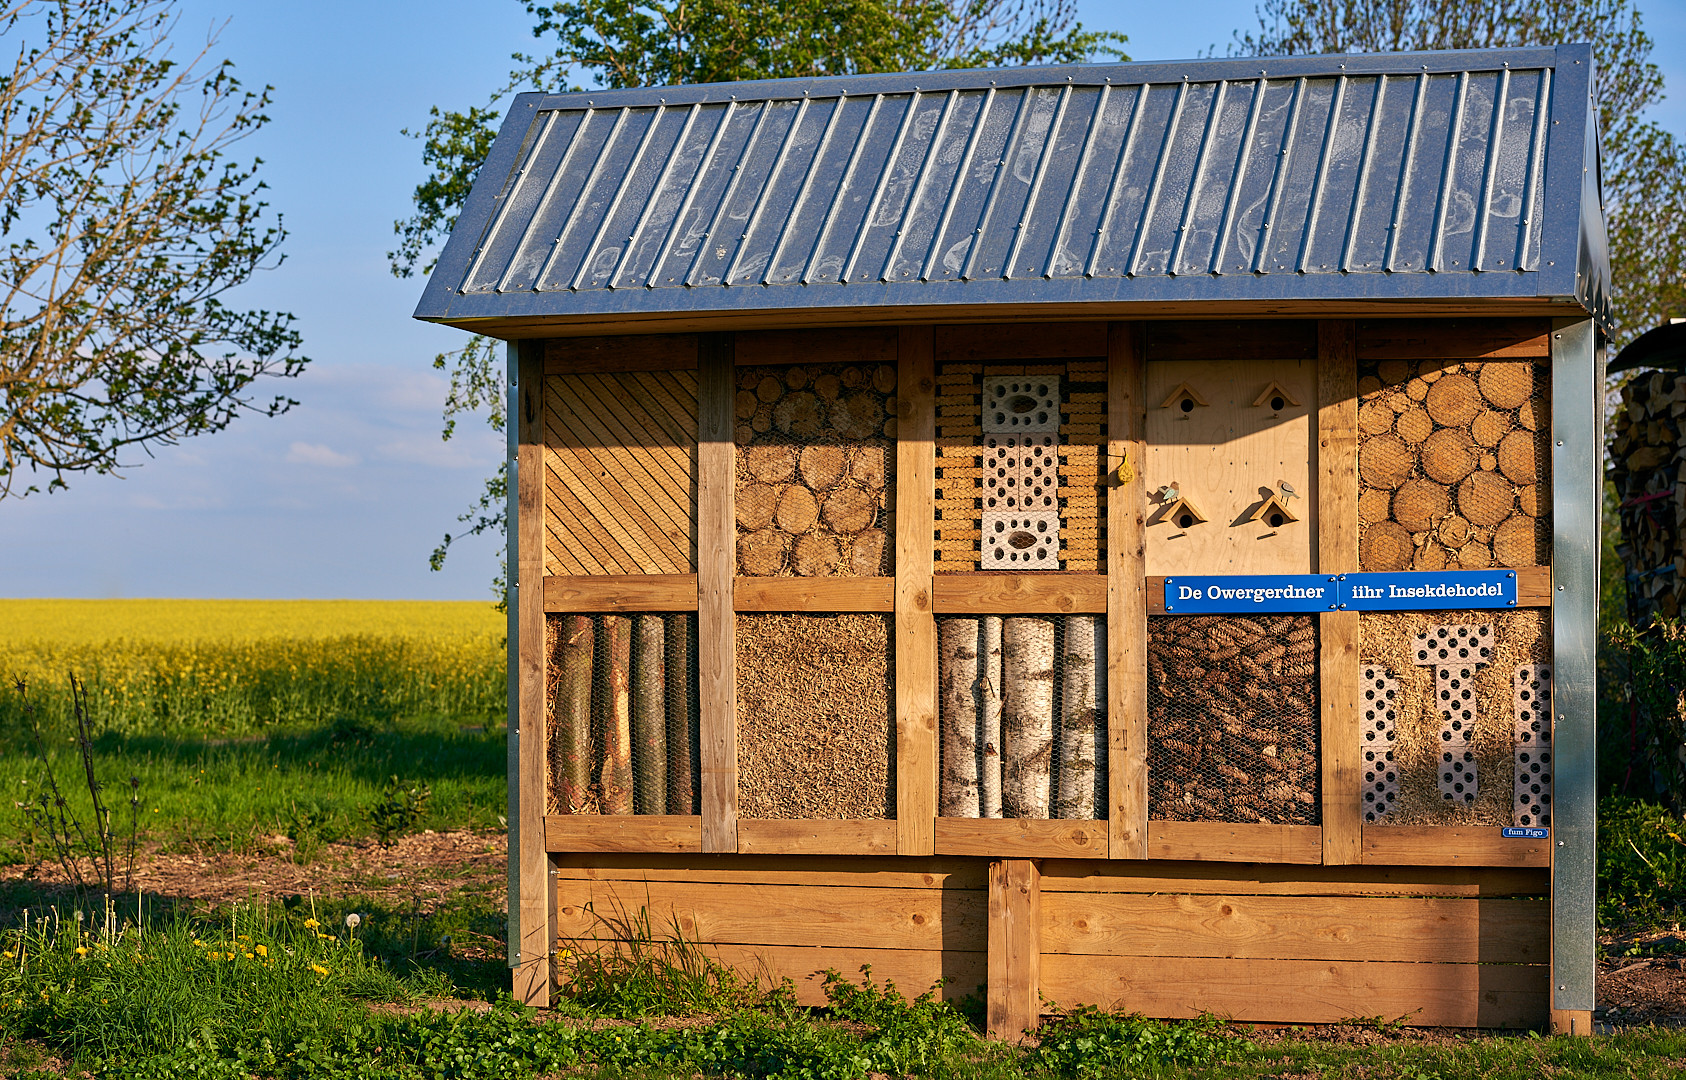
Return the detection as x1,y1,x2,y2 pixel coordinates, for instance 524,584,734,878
935,615,1108,820
545,613,700,815
734,362,895,577
1147,615,1321,825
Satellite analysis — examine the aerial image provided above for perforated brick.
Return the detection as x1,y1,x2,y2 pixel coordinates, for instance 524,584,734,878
982,510,1060,570
983,375,1061,433
1411,624,1495,667
1513,663,1553,827
1361,666,1399,822
982,434,1059,513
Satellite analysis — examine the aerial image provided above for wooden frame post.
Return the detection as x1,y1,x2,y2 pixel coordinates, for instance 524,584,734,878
698,333,739,853
511,339,550,1005
896,325,937,855
1317,321,1361,866
987,858,1042,1040
1107,322,1148,859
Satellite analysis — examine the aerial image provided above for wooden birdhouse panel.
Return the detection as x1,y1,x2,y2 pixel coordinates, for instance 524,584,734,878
543,371,699,575
1143,358,1317,576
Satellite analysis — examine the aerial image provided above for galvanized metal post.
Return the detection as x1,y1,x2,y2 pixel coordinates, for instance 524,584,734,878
1549,316,1598,1035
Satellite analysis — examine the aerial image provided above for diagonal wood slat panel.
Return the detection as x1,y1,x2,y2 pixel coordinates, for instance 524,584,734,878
545,372,698,574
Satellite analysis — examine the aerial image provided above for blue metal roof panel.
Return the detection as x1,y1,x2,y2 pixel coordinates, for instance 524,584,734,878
416,46,1609,328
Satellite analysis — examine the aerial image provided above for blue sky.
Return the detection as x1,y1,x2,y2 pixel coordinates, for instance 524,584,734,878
1,0,1682,600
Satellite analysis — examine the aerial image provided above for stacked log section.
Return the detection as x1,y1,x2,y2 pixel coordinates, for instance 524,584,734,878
544,613,699,815
1608,369,1686,623
1360,610,1549,825
736,614,894,819
735,362,894,576
933,361,1107,572
1357,358,1550,571
1002,617,1057,817
1146,616,1320,825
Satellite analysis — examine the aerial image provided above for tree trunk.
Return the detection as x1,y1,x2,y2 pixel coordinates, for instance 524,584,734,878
631,615,668,815
597,616,634,814
664,614,696,814
938,618,981,817
1055,615,1104,820
979,616,1004,818
553,615,595,813
1002,616,1055,818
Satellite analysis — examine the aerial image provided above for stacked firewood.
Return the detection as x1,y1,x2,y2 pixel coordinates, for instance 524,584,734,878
735,363,895,577
1147,615,1320,824
1610,370,1686,621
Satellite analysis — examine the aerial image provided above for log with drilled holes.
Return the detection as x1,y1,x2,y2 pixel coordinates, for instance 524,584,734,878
939,618,983,817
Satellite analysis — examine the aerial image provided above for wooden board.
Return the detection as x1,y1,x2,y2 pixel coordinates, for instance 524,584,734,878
698,335,739,853
930,574,1106,613
733,327,897,367
1362,826,1552,867
1355,318,1551,360
1039,953,1547,1027
1146,321,1317,361
551,854,989,891
1109,322,1149,859
935,322,1108,362
737,819,898,854
1143,357,1317,575
1147,821,1323,864
733,577,895,612
987,859,1042,1041
700,943,985,1004
1319,321,1361,867
1040,892,1548,963
514,341,550,1006
1038,860,1548,897
544,574,698,611
544,334,699,373
545,816,703,853
896,327,938,855
934,819,1108,858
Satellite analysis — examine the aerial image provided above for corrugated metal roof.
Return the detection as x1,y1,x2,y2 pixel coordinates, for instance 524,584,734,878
416,46,1609,330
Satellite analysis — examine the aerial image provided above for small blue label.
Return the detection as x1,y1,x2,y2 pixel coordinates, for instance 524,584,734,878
1162,571,1518,614
1345,570,1517,611
1501,827,1549,839
1163,575,1333,614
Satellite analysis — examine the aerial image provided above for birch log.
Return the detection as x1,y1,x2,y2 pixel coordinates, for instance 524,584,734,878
938,618,981,817
1055,615,1105,819
631,615,668,815
979,616,1004,818
664,613,696,814
553,615,595,813
1002,616,1055,818
597,615,634,814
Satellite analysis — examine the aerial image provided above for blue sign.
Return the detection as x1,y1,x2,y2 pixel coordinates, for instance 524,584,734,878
1162,570,1518,614
1501,826,1549,840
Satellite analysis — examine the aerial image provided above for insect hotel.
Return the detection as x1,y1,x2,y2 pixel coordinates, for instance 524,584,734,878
416,45,1606,1035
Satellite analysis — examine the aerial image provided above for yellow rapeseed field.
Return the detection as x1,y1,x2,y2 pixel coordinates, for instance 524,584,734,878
0,599,505,734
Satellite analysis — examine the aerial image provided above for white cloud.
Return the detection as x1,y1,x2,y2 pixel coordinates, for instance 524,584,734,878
374,434,499,468
285,441,359,467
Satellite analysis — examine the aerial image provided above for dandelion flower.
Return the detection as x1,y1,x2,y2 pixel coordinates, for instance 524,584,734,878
254,945,267,958
74,946,88,956
310,963,328,976
303,919,319,930
345,913,361,930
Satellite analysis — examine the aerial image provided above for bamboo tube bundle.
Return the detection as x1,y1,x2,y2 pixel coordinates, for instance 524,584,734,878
1001,616,1057,818
631,615,668,815
1609,369,1686,624
1054,615,1106,820
595,616,635,815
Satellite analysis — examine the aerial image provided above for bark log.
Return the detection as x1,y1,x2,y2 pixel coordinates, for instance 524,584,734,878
1359,521,1413,571
663,614,697,814
1470,409,1511,448
791,533,841,576
1002,616,1056,819
1457,469,1515,528
939,618,982,818
553,615,595,813
822,486,876,532
736,483,780,531
1391,478,1449,534
1421,428,1477,484
745,443,797,482
631,614,668,815
738,529,790,575
799,444,846,490
1395,407,1433,444
775,485,820,533
1359,434,1413,489
850,529,889,576
1424,373,1481,426
980,616,1004,818
1497,429,1539,485
597,616,634,814
1478,362,1534,409
1055,615,1104,820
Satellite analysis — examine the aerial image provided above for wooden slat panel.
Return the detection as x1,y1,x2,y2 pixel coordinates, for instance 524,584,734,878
737,819,898,854
1109,322,1149,859
702,944,986,1004
988,859,1042,1040
545,816,703,853
1363,826,1551,867
930,574,1106,613
1041,892,1548,963
552,854,988,891
733,327,897,367
698,335,739,853
1147,821,1323,864
935,322,1108,362
1040,953,1547,1027
1146,320,1318,361
1145,569,1553,614
935,818,1108,858
1355,318,1550,360
1319,321,1361,867
554,880,984,951
733,577,895,612
896,327,938,855
1038,860,1549,897
545,334,699,373
514,341,550,1006
544,574,698,612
